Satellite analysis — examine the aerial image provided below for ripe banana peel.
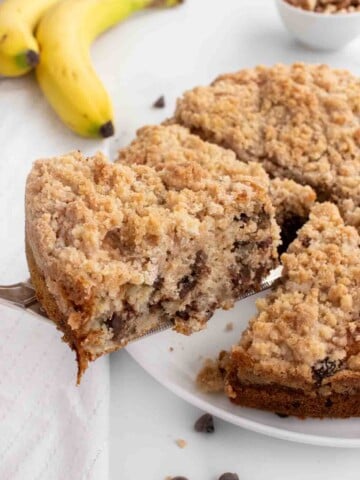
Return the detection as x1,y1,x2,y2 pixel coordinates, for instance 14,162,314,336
0,0,59,77
36,0,184,139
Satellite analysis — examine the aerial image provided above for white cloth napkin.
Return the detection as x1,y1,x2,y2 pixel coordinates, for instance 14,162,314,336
0,76,110,480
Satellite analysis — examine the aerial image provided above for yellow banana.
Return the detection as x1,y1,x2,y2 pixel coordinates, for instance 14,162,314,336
35,0,184,139
0,0,59,77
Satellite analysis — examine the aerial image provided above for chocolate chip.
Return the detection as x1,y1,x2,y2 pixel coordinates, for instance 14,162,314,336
171,477,189,480
311,357,342,385
234,213,249,223
193,250,208,276
218,473,239,480
178,275,197,299
325,398,333,408
258,238,272,249
178,250,209,299
301,236,311,248
194,413,215,433
153,276,164,290
107,302,136,338
152,95,165,108
176,310,190,320
231,240,253,253
275,412,289,418
292,401,301,409
229,264,251,294
258,207,270,229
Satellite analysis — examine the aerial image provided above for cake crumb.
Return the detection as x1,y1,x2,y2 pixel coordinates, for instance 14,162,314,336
224,322,234,332
196,358,224,393
175,438,187,449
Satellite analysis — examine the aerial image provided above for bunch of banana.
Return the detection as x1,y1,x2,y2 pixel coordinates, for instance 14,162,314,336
0,0,183,138
0,0,58,76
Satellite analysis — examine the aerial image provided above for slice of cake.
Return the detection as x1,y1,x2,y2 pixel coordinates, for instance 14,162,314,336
174,63,360,230
118,124,315,249
25,150,279,380
219,202,360,418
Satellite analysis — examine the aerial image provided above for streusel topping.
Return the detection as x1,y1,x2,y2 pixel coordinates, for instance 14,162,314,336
175,63,360,229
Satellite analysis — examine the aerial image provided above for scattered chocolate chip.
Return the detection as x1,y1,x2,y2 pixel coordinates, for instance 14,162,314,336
276,412,289,418
218,473,239,480
171,477,189,480
312,357,342,385
194,413,215,433
325,398,333,408
153,95,165,108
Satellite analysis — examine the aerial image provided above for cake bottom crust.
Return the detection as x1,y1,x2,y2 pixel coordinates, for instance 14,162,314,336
26,239,90,383
225,371,360,418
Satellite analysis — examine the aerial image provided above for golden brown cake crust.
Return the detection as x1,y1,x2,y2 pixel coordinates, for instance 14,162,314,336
225,368,360,418
26,239,90,383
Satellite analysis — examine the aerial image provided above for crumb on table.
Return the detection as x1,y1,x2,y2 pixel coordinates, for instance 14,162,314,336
224,322,234,332
175,438,187,449
196,358,224,393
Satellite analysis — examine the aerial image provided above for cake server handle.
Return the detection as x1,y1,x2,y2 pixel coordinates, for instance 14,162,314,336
0,282,52,323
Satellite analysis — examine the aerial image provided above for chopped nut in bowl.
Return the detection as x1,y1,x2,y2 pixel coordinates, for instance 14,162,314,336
275,0,360,50
286,0,360,14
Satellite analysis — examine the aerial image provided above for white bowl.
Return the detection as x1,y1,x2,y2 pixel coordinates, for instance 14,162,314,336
275,0,360,50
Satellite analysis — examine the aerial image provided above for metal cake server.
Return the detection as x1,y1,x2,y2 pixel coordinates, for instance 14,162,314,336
0,267,282,340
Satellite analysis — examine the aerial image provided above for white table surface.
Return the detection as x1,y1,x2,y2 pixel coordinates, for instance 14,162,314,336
2,0,360,478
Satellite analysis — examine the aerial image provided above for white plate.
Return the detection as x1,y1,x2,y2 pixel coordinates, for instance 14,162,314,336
127,285,360,448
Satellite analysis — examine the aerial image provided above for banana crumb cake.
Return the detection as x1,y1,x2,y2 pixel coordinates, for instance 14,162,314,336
174,63,360,231
25,148,279,380
201,203,360,418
